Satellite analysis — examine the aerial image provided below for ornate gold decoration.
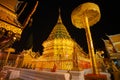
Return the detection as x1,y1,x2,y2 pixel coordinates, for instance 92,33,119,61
0,0,22,39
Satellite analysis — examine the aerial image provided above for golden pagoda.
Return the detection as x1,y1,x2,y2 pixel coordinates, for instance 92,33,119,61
41,9,90,70
42,9,74,61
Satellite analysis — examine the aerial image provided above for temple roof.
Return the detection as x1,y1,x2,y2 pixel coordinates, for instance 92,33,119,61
0,0,18,12
46,9,72,41
103,34,120,59
107,34,120,53
0,0,21,28
0,0,22,50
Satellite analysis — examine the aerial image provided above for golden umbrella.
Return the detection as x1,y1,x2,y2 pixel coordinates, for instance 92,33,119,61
4,47,15,65
71,2,101,74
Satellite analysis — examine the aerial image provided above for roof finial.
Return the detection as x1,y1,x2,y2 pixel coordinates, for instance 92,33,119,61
58,8,62,23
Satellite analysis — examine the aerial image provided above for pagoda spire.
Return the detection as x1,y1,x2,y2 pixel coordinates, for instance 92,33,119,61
44,8,71,41
58,8,62,24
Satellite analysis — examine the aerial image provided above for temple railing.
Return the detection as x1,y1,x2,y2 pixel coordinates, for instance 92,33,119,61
21,59,91,71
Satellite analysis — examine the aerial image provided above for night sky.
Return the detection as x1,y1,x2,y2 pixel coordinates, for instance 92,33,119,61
13,0,120,54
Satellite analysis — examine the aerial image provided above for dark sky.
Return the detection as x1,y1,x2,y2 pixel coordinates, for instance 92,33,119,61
13,0,120,54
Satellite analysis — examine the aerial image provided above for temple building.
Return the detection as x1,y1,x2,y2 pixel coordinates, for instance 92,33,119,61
21,9,91,71
103,34,120,69
0,0,22,49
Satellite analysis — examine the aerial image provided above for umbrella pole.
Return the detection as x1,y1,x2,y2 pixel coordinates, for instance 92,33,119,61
84,14,98,74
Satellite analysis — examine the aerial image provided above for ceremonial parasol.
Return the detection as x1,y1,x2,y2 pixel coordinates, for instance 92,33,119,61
71,2,101,74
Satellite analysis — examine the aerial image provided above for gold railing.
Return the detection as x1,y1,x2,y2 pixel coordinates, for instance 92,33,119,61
22,59,91,71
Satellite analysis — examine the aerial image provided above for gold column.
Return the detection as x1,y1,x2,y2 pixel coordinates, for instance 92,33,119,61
4,48,15,65
72,43,79,71
5,51,11,65
14,55,20,67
